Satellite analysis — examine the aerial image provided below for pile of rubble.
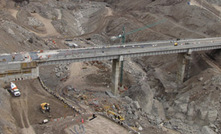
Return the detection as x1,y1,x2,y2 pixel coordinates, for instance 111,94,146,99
60,83,144,133
38,77,81,114
122,96,144,130
54,64,70,81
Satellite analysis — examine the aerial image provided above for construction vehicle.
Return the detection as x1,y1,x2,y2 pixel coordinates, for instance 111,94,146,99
107,110,125,125
174,42,178,46
40,103,50,113
10,82,21,97
39,119,49,124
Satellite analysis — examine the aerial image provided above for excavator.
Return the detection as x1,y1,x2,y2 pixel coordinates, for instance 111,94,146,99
40,103,50,113
107,110,125,125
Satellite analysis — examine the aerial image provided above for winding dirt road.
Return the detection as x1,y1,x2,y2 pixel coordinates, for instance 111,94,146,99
8,8,59,37
30,13,59,37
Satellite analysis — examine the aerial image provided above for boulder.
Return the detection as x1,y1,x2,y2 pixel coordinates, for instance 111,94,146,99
198,77,204,81
174,112,185,120
124,96,133,103
133,101,141,110
54,67,59,73
56,72,61,77
201,126,216,134
152,99,165,120
178,103,188,113
199,108,208,120
187,101,195,117
132,113,139,120
138,126,143,131
207,109,218,122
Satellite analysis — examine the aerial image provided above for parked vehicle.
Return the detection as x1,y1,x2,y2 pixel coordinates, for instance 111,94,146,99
10,82,21,97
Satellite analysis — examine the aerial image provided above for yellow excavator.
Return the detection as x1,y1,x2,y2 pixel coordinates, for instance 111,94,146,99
40,103,50,113
107,110,125,125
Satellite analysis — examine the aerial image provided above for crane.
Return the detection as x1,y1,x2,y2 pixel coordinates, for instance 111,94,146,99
111,19,166,87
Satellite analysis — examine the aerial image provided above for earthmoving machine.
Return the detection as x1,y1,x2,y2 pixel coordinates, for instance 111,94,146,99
40,103,50,113
10,82,21,97
107,110,125,125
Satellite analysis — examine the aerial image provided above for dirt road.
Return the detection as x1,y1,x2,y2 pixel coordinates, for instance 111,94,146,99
31,13,59,37
10,81,36,134
8,8,59,37
10,79,75,134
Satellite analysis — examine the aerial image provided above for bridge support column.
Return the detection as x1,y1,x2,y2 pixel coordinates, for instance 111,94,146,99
177,53,186,84
177,50,192,84
111,59,120,95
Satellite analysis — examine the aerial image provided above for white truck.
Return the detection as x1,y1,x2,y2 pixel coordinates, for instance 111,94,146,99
10,82,21,97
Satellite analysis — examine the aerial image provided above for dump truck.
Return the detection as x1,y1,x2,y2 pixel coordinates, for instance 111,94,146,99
10,82,21,97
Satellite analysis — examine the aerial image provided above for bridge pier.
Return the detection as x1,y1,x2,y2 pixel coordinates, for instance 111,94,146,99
111,59,120,95
177,53,186,84
177,50,192,84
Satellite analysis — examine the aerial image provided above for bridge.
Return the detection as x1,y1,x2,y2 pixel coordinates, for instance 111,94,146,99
1,37,221,95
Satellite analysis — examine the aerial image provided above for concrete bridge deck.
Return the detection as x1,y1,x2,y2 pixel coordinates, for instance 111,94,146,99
1,37,221,95
1,37,221,66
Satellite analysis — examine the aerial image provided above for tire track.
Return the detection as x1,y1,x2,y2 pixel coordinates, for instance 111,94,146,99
10,82,36,134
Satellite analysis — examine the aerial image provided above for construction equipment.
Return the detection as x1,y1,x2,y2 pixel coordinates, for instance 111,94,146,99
40,103,50,113
39,119,49,124
10,82,21,97
89,114,97,121
111,19,166,87
107,110,125,125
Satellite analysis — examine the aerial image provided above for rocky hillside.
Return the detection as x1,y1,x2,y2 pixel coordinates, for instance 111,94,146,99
0,0,221,134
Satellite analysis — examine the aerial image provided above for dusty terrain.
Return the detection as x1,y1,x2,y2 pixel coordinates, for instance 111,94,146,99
0,0,221,134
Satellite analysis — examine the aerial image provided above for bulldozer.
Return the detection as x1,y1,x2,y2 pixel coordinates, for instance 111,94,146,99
40,103,50,113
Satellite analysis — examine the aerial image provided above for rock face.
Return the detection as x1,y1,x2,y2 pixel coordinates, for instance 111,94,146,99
130,82,154,114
